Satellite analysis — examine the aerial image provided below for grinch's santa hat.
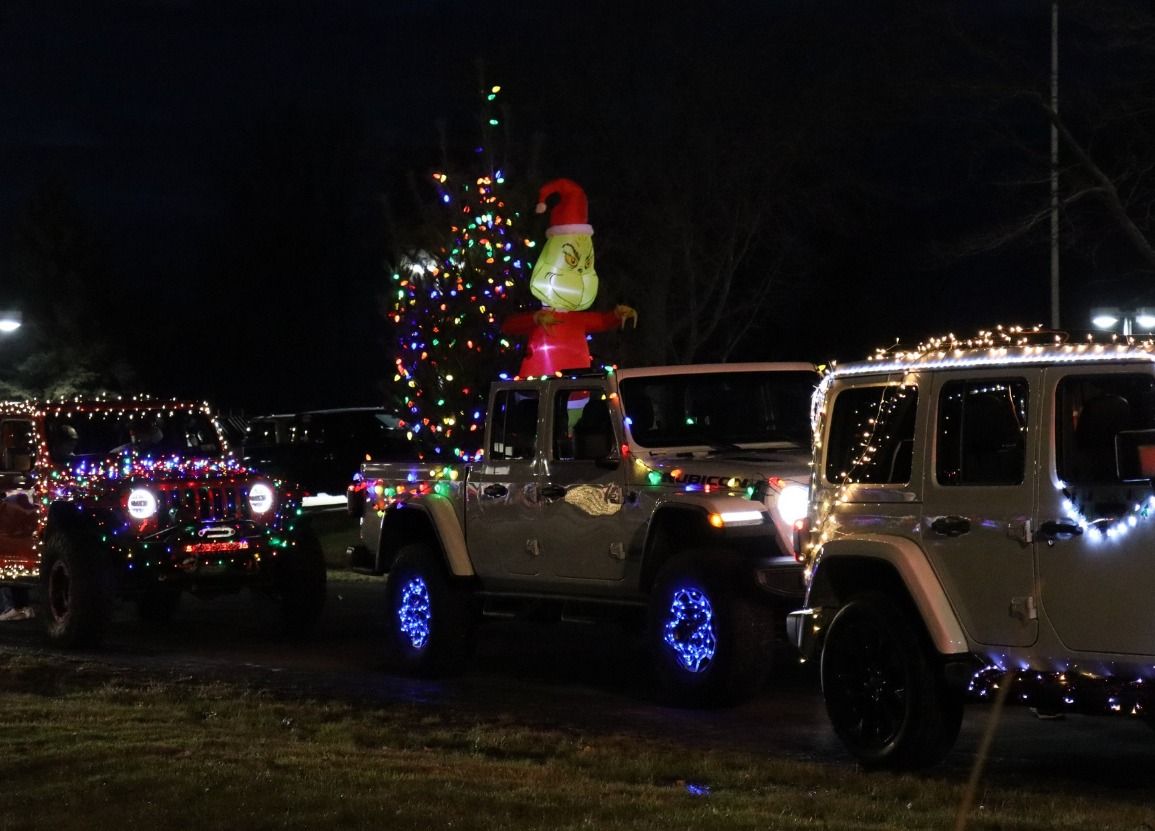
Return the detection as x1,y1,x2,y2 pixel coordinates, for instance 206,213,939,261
536,178,594,238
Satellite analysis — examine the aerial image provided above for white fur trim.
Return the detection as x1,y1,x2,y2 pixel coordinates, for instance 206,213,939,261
545,223,594,237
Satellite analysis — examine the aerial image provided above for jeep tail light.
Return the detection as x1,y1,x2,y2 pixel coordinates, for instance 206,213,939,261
792,517,810,563
248,482,275,516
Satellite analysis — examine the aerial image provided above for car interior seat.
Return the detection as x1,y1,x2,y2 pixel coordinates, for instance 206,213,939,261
572,397,613,460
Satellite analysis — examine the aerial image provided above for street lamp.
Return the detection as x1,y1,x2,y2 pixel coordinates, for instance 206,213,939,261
0,311,21,334
1091,308,1155,337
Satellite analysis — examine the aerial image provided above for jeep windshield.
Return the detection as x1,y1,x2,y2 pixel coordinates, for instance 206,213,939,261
619,370,818,451
45,408,225,464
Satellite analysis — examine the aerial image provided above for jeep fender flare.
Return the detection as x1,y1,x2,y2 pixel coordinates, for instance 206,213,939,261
43,501,101,542
640,494,774,592
378,494,473,577
809,535,967,655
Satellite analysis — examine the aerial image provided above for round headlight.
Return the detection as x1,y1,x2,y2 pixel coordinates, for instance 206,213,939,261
127,488,158,520
776,484,809,527
248,482,275,515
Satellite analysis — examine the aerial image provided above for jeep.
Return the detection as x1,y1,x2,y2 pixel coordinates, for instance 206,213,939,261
0,397,326,647
789,328,1155,768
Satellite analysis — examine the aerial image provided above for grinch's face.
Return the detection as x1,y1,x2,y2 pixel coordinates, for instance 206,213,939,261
530,234,598,311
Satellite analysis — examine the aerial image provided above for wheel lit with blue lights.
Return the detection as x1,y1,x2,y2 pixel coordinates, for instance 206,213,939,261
397,576,432,650
662,587,717,673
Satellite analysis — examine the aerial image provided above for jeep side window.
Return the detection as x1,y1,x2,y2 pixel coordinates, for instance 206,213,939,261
936,379,1028,486
553,389,613,461
824,385,918,484
0,419,35,472
489,389,539,461
1056,374,1155,483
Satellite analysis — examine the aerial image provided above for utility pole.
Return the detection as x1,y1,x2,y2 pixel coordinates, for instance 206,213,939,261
1050,0,1060,329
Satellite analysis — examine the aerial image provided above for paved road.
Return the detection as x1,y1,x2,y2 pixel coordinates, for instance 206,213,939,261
1,573,1153,801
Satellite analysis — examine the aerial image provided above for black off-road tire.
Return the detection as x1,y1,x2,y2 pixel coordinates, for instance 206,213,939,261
135,586,182,624
647,551,774,708
275,527,328,637
820,591,965,770
41,530,114,649
384,542,475,677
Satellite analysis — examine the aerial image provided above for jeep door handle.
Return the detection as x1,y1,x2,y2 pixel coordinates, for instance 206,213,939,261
539,484,567,502
482,483,508,498
1036,520,1084,542
930,516,971,537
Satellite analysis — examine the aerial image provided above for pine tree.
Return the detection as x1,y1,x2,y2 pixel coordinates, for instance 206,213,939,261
384,84,535,460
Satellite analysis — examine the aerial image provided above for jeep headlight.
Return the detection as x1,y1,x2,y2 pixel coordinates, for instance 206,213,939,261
248,482,275,515
776,484,809,527
127,488,158,520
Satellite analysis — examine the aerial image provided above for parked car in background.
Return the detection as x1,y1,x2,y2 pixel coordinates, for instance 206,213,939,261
244,407,414,507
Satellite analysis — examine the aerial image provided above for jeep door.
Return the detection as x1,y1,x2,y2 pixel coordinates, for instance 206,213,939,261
922,370,1040,647
465,386,543,580
1037,366,1155,655
0,417,38,574
536,382,631,586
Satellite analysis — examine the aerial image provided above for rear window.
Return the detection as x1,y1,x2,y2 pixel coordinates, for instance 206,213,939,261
825,385,918,485
1056,373,1155,483
488,389,539,461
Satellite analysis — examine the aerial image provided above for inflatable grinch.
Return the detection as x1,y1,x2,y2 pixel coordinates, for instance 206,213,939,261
502,179,636,377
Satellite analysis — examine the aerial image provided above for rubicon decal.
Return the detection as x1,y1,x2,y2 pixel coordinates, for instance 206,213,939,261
672,473,759,489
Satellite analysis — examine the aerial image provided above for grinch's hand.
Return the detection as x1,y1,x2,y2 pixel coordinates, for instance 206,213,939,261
614,305,638,329
533,309,560,331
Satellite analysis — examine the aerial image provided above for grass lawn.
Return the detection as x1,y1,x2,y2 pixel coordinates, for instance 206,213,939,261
0,650,1152,831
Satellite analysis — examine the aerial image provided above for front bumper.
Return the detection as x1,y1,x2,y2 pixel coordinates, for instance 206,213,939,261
120,519,288,590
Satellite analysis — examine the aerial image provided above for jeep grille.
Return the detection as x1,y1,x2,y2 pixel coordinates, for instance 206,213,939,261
155,482,253,522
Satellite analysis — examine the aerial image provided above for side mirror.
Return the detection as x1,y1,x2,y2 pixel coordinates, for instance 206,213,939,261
1115,429,1155,482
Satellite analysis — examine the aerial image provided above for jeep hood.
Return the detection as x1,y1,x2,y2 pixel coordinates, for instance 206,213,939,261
644,446,812,488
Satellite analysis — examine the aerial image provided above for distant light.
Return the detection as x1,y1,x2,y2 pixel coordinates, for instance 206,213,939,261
1092,314,1119,330
1137,314,1155,330
0,311,21,334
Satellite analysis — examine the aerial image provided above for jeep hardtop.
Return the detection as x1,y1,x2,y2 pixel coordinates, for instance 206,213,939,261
789,328,1155,768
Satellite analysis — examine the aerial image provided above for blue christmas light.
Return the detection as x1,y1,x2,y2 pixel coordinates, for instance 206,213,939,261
662,586,716,672
397,576,432,650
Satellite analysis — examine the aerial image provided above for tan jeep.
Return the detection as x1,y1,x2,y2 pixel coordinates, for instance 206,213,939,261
788,328,1155,768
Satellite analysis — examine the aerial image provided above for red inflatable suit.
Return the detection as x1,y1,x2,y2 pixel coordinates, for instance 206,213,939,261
501,309,622,377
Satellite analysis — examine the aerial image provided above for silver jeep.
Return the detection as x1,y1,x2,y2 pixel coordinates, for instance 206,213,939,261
788,329,1155,768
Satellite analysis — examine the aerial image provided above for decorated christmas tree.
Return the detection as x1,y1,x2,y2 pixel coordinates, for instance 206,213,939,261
384,84,534,460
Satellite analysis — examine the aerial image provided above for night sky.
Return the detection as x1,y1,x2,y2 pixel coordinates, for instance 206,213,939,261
1,1,1148,414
